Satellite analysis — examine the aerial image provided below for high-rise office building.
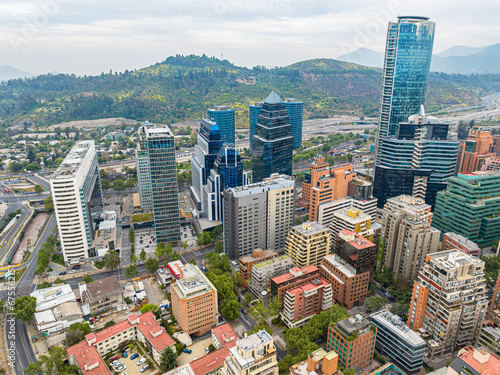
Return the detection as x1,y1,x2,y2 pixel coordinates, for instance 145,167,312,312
432,170,500,248
203,145,248,221
284,98,304,149
375,16,435,165
285,222,331,268
191,119,223,210
252,92,293,182
458,126,494,173
223,174,294,259
137,124,180,246
374,109,459,208
407,250,488,359
249,102,263,154
378,195,439,281
136,121,153,212
208,105,235,145
51,141,102,262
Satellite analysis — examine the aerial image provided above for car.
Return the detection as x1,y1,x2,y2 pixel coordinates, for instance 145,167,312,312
68,270,76,274
72,265,81,269
137,357,147,366
110,355,120,361
122,351,128,358
111,360,119,366
58,271,66,275
241,309,247,314
205,347,210,354
120,373,127,375
140,365,149,373
130,353,139,360
117,365,126,372
138,261,145,266
113,361,124,368
183,349,192,354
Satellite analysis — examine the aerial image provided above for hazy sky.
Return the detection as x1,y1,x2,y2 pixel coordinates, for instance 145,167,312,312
1,0,498,76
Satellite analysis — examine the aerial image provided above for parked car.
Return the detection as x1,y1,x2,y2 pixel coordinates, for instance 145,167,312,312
122,351,128,358
111,360,119,367
205,347,210,354
113,362,124,368
68,270,76,274
140,365,149,373
72,265,81,269
110,355,120,361
130,353,139,360
117,365,126,372
241,309,247,314
137,357,147,366
183,349,192,354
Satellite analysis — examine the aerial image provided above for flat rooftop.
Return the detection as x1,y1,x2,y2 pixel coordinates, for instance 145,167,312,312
428,249,483,270
52,140,94,180
334,209,371,223
371,309,425,347
444,232,480,251
336,314,371,337
323,254,357,278
144,124,174,137
292,221,330,237
254,255,290,269
173,264,213,299
228,174,293,196
386,194,431,210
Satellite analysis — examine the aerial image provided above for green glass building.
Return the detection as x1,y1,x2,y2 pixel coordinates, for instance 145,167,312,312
432,171,500,248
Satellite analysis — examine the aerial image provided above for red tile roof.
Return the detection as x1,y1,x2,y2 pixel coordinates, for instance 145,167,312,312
189,347,230,375
137,312,175,351
211,323,238,349
287,278,330,295
271,265,319,285
459,347,500,375
67,342,112,375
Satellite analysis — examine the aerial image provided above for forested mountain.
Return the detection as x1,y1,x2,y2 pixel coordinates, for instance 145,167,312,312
1,55,499,128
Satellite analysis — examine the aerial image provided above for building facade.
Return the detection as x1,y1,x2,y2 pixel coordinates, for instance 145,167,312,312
407,250,488,359
208,105,236,145
458,126,494,173
51,140,102,262
270,265,320,305
289,349,340,375
320,254,370,309
79,276,123,317
137,123,180,245
432,171,500,248
441,232,481,257
252,92,293,182
375,16,435,164
239,248,278,281
327,315,376,370
285,222,331,268
371,309,426,374
249,102,263,154
329,209,374,242
223,174,294,259
171,264,218,335
477,327,500,357
249,255,293,298
284,98,303,149
335,229,376,272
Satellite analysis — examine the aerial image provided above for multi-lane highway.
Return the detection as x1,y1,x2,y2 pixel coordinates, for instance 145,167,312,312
0,202,31,265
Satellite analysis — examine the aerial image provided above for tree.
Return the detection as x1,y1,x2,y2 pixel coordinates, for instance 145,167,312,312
65,322,91,346
189,258,197,265
102,249,120,270
12,296,36,323
214,241,223,254
26,346,79,375
249,301,269,326
171,251,181,261
44,195,54,213
159,347,177,371
221,298,241,321
140,303,158,314
296,172,305,182
206,252,231,273
140,250,147,261
207,271,236,301
82,274,93,284
244,292,253,304
364,296,386,312
125,264,138,277
165,242,173,257
145,257,159,273
129,228,135,243
155,242,165,258
104,320,116,328
197,231,213,246
34,184,44,193
482,253,500,289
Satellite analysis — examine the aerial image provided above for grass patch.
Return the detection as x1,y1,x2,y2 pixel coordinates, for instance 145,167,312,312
131,213,152,223
52,253,65,266
14,267,26,281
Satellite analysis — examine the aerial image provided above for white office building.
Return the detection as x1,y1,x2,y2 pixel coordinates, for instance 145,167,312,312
51,141,102,263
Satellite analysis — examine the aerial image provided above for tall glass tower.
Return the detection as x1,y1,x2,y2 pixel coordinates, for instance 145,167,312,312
375,16,435,165
249,102,263,153
284,99,304,149
208,105,235,145
252,92,293,182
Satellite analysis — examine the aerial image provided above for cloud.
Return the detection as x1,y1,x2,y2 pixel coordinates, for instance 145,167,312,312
0,0,498,75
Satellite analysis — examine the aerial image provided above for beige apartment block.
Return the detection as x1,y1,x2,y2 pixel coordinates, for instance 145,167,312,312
285,221,331,268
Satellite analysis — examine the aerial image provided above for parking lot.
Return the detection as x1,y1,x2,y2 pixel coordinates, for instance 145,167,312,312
108,350,155,375
134,228,157,257
176,337,212,366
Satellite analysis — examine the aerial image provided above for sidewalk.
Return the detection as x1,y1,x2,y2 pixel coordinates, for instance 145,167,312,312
26,322,49,358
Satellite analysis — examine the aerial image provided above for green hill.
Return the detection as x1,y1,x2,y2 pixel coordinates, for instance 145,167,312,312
0,54,499,128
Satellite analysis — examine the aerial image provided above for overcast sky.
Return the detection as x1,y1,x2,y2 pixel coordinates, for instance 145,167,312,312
0,0,498,76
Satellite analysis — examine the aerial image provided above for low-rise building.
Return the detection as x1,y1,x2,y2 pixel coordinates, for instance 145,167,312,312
238,248,278,281
289,348,342,375
79,276,124,317
212,323,238,349
168,260,184,279
270,265,320,305
441,232,481,258
477,326,500,357
285,221,331,268
370,309,426,374
67,312,175,374
171,264,218,335
249,255,293,298
447,346,500,375
281,277,332,328
163,347,231,375
335,229,376,272
327,315,376,370
157,267,173,285
320,254,370,310
221,330,279,375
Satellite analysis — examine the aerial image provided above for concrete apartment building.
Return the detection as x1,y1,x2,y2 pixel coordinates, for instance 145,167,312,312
249,255,293,298
327,315,376,370
171,264,218,335
448,347,500,375
223,174,294,259
320,254,370,309
379,195,439,281
270,265,320,304
371,309,426,374
50,140,102,262
317,196,377,226
289,349,341,375
407,250,489,359
477,326,500,357
79,276,123,317
238,248,278,282
285,221,331,268
335,229,376,272
220,330,279,375
329,209,374,243
441,232,481,257
281,277,333,328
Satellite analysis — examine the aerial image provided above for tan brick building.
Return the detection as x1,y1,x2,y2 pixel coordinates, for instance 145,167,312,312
285,221,331,268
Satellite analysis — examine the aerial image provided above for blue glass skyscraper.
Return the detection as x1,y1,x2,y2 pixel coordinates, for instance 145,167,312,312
249,102,263,153
284,99,303,149
209,105,235,145
375,16,435,165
